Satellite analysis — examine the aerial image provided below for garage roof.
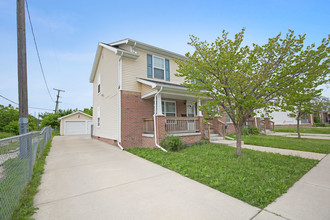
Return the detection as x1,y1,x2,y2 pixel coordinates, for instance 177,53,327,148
57,111,93,121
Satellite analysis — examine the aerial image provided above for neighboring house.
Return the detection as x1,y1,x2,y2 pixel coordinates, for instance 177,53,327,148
89,39,235,149
252,110,314,127
58,111,93,136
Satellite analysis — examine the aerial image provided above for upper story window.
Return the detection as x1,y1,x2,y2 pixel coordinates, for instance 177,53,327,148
153,56,165,79
226,112,233,123
97,74,101,93
147,54,170,81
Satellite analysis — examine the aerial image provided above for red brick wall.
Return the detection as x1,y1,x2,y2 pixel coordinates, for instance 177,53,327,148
180,134,202,144
121,90,154,148
142,136,156,148
93,136,117,146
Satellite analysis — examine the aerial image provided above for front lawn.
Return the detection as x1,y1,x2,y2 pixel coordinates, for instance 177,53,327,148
242,135,330,154
275,126,330,134
127,144,317,208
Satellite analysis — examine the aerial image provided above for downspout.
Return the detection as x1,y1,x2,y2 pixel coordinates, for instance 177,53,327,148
117,51,124,150
153,87,167,152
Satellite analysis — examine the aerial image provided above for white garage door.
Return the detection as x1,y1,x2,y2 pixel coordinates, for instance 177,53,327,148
65,121,86,135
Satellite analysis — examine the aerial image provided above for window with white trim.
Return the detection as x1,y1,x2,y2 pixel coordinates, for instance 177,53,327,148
97,74,101,93
162,101,176,124
153,56,165,80
226,112,233,123
97,107,100,127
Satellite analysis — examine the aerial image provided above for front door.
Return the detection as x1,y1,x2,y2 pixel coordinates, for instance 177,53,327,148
186,102,196,131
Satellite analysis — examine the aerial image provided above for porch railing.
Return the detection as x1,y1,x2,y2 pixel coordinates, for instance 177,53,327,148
166,117,200,133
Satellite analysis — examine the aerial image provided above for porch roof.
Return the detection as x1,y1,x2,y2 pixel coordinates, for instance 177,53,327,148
137,78,199,100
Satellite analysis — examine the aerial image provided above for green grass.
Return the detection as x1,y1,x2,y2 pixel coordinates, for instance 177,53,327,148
0,132,15,139
241,135,330,154
10,138,53,219
0,141,19,154
127,144,318,208
275,126,330,134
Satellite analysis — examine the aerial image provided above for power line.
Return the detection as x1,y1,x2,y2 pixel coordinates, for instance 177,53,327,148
25,0,55,103
0,94,53,111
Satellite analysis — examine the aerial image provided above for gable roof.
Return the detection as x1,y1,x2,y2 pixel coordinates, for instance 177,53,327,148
89,43,140,83
57,111,92,121
110,38,187,60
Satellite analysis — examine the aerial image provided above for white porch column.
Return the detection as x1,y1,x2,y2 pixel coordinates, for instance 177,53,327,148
197,99,202,116
156,93,163,115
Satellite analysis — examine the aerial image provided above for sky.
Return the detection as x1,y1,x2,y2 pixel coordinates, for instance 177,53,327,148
0,0,329,116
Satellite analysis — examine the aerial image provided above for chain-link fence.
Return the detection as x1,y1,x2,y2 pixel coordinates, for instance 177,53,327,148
0,126,52,220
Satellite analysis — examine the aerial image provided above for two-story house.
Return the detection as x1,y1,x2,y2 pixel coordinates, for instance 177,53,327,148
89,39,224,150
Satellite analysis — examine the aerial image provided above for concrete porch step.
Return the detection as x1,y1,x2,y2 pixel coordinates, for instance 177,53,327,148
210,137,225,141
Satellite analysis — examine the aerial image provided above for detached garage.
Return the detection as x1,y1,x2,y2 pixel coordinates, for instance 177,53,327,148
58,111,93,136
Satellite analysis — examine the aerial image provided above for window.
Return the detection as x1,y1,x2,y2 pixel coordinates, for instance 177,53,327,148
226,112,232,123
97,107,100,127
162,101,176,124
147,54,170,81
162,101,176,117
153,56,165,80
97,74,101,93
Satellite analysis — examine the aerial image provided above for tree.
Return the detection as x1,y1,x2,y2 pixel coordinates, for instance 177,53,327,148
0,104,19,131
176,28,330,156
282,89,322,138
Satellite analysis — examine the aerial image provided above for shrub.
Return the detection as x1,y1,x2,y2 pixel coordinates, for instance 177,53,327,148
314,123,325,127
242,127,259,136
161,135,185,152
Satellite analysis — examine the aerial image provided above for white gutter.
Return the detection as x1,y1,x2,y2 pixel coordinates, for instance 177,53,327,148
153,87,167,152
117,51,124,150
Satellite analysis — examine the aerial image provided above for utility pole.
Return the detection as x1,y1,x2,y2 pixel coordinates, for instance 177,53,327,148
53,88,65,113
17,0,28,135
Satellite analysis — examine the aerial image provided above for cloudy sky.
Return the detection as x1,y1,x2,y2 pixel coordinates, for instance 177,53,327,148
0,0,329,116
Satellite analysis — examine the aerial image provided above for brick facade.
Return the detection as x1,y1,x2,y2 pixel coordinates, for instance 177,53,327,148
119,90,206,149
121,90,154,148
93,135,117,146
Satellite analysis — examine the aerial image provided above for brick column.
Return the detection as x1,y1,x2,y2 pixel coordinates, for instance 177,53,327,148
156,115,166,145
198,116,205,138
264,118,270,129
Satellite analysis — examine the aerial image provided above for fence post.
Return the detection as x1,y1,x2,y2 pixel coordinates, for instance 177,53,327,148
28,134,33,178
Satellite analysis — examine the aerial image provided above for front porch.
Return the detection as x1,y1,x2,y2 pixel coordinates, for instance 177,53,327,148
143,117,202,135
137,78,205,146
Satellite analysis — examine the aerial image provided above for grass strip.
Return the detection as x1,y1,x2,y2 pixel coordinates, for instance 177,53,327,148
275,126,330,134
127,144,318,209
10,137,53,220
242,135,330,154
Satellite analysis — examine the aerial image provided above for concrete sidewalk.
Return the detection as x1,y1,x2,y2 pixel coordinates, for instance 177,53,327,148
211,139,326,160
34,135,262,220
268,132,330,140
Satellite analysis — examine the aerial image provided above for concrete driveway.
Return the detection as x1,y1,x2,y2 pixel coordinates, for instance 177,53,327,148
34,135,261,220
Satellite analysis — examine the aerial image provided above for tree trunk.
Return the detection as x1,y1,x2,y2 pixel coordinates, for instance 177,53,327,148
236,126,242,156
297,118,301,138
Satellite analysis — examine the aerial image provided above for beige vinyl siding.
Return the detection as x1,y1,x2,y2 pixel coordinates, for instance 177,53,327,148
141,84,156,97
60,113,92,135
93,48,119,140
122,48,184,92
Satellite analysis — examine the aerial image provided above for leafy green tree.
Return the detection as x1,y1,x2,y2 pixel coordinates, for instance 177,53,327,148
83,107,93,116
40,113,60,128
0,105,19,131
176,28,330,156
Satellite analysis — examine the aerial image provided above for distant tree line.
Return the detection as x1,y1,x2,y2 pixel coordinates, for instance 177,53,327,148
0,105,93,135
